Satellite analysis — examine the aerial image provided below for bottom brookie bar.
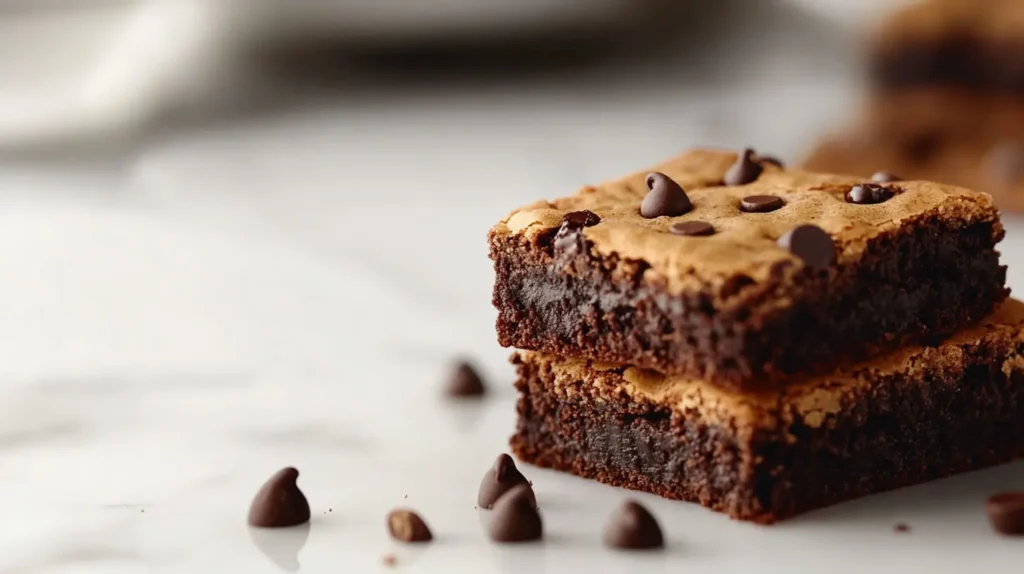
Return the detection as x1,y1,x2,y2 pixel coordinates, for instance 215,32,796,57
511,299,1024,524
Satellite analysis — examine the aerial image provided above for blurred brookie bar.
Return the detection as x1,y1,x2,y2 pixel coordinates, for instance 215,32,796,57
803,0,1024,213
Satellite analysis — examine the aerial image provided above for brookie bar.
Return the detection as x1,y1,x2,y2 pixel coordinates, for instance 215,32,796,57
510,299,1024,523
489,149,1007,390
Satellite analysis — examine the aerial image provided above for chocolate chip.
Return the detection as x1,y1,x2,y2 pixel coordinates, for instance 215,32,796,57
845,183,896,205
445,361,485,397
987,141,1024,185
893,523,910,533
479,454,536,509
986,492,1024,535
871,171,901,183
756,155,784,168
724,148,764,186
603,500,664,550
740,194,783,213
562,210,601,228
669,221,714,236
487,484,543,542
387,509,433,543
640,173,692,218
777,225,836,268
248,467,311,528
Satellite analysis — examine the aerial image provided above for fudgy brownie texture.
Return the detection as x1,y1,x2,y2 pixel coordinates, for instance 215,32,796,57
510,300,1024,524
490,149,1007,390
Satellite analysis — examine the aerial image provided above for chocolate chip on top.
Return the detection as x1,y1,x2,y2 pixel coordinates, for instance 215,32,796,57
755,154,784,168
845,183,897,205
561,210,601,229
740,194,783,213
986,492,1024,535
602,500,664,550
778,224,835,268
870,171,901,183
724,148,764,186
669,221,714,236
640,173,692,218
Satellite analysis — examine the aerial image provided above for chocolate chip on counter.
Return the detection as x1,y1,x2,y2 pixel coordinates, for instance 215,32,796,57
387,509,433,543
248,467,311,528
487,485,543,543
740,194,784,213
640,172,692,218
668,221,715,236
986,492,1024,535
602,500,664,550
561,210,601,229
870,171,901,183
893,523,911,533
756,155,784,168
479,454,536,509
445,361,486,397
724,148,764,186
845,183,896,205
987,141,1024,185
777,225,836,268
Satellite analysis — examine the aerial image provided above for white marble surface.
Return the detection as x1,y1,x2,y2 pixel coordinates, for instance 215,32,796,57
2,2,1024,573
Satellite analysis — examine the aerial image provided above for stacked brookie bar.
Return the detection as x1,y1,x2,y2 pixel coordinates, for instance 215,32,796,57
488,148,1024,524
804,0,1024,213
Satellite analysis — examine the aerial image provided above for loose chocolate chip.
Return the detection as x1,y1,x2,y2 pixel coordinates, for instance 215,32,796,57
487,484,543,543
871,171,901,183
669,221,714,236
603,500,664,550
479,454,536,509
986,492,1024,535
777,225,836,268
987,141,1024,185
740,194,783,213
640,173,692,218
248,467,311,528
387,508,433,543
845,183,896,205
756,155,784,168
445,361,485,397
893,523,910,533
724,148,764,186
562,210,601,228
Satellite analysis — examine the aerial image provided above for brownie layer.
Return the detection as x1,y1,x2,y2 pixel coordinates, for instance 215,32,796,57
492,216,1007,391
874,42,1024,94
510,306,1024,522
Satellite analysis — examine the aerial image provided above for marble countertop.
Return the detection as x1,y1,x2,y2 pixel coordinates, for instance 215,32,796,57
2,2,1024,573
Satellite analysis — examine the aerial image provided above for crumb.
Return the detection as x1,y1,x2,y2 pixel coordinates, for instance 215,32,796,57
404,494,408,499
894,523,910,533
529,481,533,486
474,506,478,509
383,554,398,567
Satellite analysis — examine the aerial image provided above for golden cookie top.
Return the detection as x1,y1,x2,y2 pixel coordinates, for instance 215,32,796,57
491,149,1000,296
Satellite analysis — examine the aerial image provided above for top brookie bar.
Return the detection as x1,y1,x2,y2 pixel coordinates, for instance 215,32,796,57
488,149,1008,391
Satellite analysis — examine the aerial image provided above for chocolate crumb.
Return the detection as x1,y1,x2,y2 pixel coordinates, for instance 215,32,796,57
383,554,398,567
894,523,910,533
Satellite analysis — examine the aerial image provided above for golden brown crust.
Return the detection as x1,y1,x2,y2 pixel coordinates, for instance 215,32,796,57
803,132,1024,214
492,149,999,295
517,299,1024,431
